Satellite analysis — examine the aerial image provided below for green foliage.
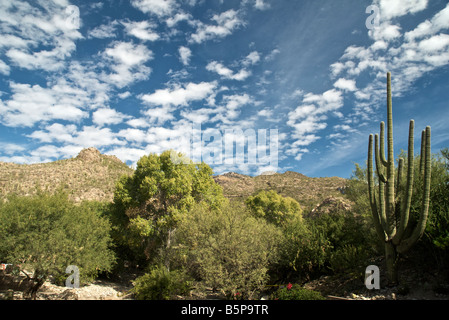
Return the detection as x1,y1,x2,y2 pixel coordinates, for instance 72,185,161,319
245,190,303,226
271,284,325,300
406,150,449,267
0,191,116,295
109,150,226,266
131,265,192,300
275,217,328,281
307,210,375,275
174,201,281,299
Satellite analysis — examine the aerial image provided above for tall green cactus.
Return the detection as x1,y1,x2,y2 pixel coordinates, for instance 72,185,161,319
367,72,431,285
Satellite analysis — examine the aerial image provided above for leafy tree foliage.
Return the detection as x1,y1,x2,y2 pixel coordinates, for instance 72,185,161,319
0,191,115,299
245,190,303,226
109,150,226,266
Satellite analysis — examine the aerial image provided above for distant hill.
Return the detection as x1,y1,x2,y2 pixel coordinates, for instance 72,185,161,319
0,148,349,212
213,171,348,213
0,147,133,203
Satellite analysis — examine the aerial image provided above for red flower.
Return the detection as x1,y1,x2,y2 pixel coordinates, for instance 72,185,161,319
287,283,293,290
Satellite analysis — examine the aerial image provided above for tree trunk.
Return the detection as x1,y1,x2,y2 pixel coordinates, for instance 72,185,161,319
385,241,398,286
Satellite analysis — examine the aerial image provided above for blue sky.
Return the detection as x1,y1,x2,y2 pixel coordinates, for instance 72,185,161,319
0,0,448,178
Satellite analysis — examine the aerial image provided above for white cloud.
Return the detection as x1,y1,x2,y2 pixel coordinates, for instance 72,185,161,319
117,128,147,143
369,22,402,42
179,46,192,65
0,0,82,71
0,82,88,127
374,0,428,21
126,118,151,128
140,81,218,107
130,0,177,17
286,88,343,161
92,108,129,127
166,12,193,27
209,93,254,124
101,41,153,88
87,20,119,39
0,142,25,155
243,51,261,66
333,78,357,92
0,59,10,75
118,91,131,99
418,34,449,52
254,0,270,10
265,48,280,61
206,61,251,81
122,20,160,41
190,9,244,44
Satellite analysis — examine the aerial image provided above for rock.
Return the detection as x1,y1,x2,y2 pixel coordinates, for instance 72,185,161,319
59,289,79,300
75,147,101,162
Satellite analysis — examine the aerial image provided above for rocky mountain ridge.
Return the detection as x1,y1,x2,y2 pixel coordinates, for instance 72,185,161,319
1,148,348,212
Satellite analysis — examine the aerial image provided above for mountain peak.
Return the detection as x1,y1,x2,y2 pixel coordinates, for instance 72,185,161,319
76,147,101,162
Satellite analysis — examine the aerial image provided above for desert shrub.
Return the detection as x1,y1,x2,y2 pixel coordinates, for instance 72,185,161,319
271,283,325,300
131,265,192,300
0,191,115,299
408,150,449,269
274,218,329,282
306,209,376,276
245,190,302,227
174,201,281,299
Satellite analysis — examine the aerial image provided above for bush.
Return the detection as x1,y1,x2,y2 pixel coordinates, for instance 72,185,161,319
245,190,302,227
174,201,281,299
132,265,192,300
0,191,116,299
271,283,325,300
274,218,329,282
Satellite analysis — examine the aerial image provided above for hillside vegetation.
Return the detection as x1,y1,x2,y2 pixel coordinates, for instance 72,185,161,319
0,148,348,213
0,147,133,203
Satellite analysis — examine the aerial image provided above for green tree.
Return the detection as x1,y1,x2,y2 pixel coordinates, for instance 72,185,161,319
109,150,226,268
174,201,281,299
245,190,303,226
0,191,115,299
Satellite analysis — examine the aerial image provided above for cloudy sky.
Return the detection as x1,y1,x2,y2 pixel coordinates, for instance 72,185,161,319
0,0,448,178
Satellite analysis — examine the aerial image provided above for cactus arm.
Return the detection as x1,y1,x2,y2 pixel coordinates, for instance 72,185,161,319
393,120,415,245
375,134,387,183
398,126,431,254
396,158,404,196
419,130,425,175
380,121,388,167
368,134,387,242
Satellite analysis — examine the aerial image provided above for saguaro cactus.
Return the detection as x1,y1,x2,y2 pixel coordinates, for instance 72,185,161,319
367,72,431,285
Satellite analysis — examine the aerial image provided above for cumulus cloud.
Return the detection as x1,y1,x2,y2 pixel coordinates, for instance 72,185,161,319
206,61,251,81
87,20,119,39
131,0,178,17
101,41,153,88
0,82,89,127
333,78,357,92
243,51,261,66
122,20,160,41
285,89,343,160
140,81,218,108
0,0,82,71
373,0,428,21
190,9,244,43
179,46,192,65
92,108,130,127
